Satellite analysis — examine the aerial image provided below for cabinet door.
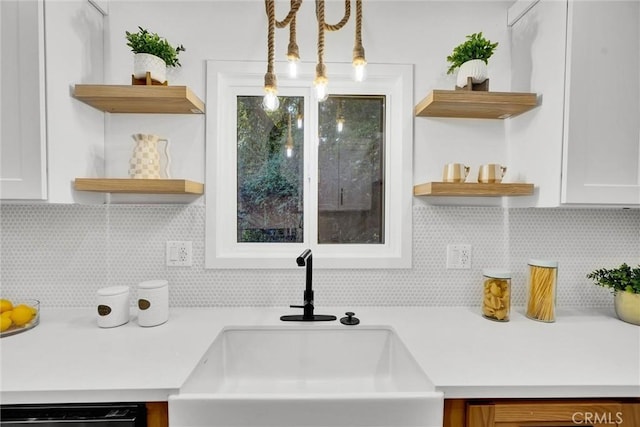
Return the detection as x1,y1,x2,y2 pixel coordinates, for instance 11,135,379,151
146,402,168,427
318,140,341,211
561,1,640,205
0,0,47,200
318,140,372,211
336,143,373,211
467,401,624,427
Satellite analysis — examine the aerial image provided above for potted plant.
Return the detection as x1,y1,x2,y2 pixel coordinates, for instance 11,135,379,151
125,26,185,84
446,32,498,89
587,263,640,325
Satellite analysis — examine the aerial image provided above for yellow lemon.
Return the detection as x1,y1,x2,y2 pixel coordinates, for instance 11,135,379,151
10,304,35,327
0,316,12,332
0,299,13,313
1,310,12,319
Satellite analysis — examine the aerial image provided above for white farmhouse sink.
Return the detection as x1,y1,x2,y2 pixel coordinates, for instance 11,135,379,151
169,325,443,427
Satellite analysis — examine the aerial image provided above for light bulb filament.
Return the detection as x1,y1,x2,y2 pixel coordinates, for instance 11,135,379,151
262,88,280,111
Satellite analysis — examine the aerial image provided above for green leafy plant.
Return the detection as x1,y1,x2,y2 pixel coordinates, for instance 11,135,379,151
125,26,185,67
446,32,498,75
587,263,640,294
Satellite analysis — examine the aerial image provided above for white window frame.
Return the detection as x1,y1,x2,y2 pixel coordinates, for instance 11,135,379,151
205,60,413,269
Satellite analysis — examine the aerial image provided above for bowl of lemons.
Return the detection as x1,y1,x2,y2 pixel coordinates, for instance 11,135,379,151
0,299,40,337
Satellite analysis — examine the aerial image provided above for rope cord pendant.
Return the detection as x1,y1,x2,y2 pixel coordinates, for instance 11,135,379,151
287,0,300,64
314,0,328,95
264,0,303,98
263,0,367,109
353,0,365,65
264,0,276,88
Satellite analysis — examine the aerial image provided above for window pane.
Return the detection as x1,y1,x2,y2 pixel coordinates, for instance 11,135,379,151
317,95,385,244
237,96,304,243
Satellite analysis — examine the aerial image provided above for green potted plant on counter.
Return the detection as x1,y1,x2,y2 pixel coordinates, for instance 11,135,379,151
125,26,185,85
446,32,498,90
587,263,640,325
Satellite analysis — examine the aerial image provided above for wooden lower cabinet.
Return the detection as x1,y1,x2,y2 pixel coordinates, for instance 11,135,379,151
444,398,640,427
146,402,168,427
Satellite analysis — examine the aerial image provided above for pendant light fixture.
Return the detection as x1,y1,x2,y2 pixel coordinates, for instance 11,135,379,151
263,0,302,111
262,0,279,111
262,0,367,110
352,0,367,82
314,0,347,101
287,1,300,78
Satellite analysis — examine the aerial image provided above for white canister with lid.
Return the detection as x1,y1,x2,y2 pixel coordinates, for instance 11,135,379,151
137,280,169,327
526,259,558,322
481,269,511,322
96,285,130,328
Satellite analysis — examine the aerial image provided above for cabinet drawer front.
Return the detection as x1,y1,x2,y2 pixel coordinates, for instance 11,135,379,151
494,402,623,423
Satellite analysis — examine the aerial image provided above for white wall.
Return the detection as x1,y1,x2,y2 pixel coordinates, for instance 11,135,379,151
2,1,638,310
101,1,514,205
46,0,105,203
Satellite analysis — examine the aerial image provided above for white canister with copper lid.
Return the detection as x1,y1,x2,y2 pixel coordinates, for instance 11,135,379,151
96,285,130,328
137,280,169,327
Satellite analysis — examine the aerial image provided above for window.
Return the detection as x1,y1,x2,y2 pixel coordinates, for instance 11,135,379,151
205,61,413,269
317,95,385,244
237,95,305,244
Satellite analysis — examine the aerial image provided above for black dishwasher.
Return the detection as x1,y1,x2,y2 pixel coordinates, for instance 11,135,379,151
0,403,146,427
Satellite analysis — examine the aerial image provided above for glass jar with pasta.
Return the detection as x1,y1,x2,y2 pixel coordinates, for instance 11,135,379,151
526,260,558,322
481,269,511,321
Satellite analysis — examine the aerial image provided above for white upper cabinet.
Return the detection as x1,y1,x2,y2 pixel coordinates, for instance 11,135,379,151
0,0,105,202
1,0,47,199
508,0,640,207
561,1,639,205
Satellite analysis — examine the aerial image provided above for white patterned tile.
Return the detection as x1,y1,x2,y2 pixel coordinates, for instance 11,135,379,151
1,204,638,309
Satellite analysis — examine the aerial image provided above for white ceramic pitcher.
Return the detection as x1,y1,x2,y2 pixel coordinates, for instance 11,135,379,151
129,134,171,179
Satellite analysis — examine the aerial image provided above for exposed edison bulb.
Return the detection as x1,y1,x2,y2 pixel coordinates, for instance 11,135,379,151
296,114,303,129
286,146,293,158
336,118,345,133
353,59,367,82
262,88,280,111
314,79,329,102
287,57,299,78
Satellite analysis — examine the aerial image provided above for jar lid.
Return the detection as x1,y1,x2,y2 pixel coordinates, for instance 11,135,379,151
483,269,511,279
138,279,168,290
97,285,130,296
528,259,558,268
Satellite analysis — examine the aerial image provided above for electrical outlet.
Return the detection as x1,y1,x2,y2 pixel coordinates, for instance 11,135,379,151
446,244,472,269
166,241,192,267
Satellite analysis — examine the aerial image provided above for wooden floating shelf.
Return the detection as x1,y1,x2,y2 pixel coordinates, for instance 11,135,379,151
415,90,538,119
414,182,534,197
73,85,205,114
74,178,204,195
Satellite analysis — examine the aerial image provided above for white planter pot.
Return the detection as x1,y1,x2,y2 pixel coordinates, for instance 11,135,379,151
133,53,167,84
614,291,640,326
456,59,488,88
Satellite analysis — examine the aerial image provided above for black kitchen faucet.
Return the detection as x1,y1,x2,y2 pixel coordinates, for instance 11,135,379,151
280,249,336,322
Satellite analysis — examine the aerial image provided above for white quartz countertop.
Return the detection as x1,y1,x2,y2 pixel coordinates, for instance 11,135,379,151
1,306,639,404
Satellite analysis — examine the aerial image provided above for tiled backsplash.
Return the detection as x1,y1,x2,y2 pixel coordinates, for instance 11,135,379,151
1,204,638,308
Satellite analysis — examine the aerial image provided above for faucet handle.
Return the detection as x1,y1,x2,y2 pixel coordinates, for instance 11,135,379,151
340,312,360,325
290,305,305,309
